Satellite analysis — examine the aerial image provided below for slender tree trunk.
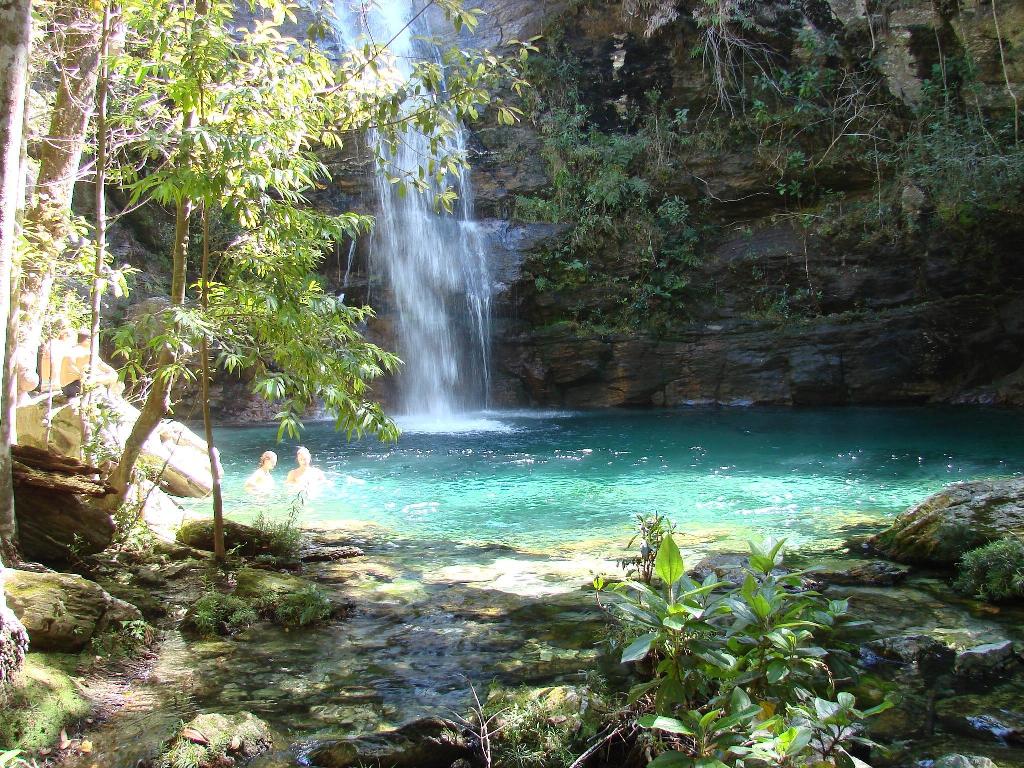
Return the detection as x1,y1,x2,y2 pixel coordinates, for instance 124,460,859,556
14,0,102,380
0,0,33,557
86,3,111,411
105,194,192,505
199,204,225,561
0,0,32,690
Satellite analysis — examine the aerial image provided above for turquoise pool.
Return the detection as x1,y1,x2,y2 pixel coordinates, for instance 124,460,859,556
201,407,1024,552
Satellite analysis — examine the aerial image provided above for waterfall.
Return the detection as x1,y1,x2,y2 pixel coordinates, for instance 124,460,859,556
332,1,493,423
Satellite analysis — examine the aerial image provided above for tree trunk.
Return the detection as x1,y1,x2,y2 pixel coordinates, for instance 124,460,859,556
105,194,192,505
0,0,33,556
0,0,33,686
199,204,225,561
15,0,102,379
82,1,112,459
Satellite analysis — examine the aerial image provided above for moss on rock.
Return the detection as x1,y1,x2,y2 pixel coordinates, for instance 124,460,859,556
157,712,272,768
0,653,89,750
176,520,274,557
5,570,143,653
869,479,1024,566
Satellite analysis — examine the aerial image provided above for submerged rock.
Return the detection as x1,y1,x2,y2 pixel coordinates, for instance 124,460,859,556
868,479,1024,566
955,641,1019,681
306,717,470,768
301,544,364,562
157,712,272,768
863,634,956,677
934,688,1024,744
933,756,998,768
817,560,910,587
5,570,142,653
177,519,274,557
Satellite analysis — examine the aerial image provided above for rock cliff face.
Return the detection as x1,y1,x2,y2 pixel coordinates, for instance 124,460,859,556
104,0,1024,416
457,0,1024,409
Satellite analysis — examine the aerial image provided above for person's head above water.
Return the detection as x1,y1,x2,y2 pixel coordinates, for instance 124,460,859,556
259,450,278,470
296,446,312,467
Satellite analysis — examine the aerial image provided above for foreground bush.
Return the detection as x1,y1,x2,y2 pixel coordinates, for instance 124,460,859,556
954,537,1024,602
596,537,891,767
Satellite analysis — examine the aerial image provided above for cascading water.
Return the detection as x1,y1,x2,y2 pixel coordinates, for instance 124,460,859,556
333,2,493,425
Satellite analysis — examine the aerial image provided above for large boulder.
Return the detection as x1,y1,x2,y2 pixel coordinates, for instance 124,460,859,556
176,519,273,557
16,393,212,498
14,486,115,562
307,717,470,768
5,570,142,653
868,479,1024,566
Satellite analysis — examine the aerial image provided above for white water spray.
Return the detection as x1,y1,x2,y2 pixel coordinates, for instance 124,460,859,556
333,2,493,423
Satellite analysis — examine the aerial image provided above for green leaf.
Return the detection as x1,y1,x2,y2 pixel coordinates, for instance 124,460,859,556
621,631,657,663
638,715,695,736
627,679,661,704
766,659,788,684
648,752,694,768
655,534,685,587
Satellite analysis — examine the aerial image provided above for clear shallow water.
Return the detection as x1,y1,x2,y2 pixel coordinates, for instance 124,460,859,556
203,407,1024,552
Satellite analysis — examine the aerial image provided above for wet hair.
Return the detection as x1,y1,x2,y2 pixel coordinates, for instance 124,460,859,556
296,446,311,463
259,450,278,469
77,330,90,344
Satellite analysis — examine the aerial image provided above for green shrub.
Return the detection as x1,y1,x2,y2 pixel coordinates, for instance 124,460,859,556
265,585,332,627
190,592,259,636
954,537,1024,602
90,619,153,658
251,507,302,558
596,536,892,766
189,583,333,636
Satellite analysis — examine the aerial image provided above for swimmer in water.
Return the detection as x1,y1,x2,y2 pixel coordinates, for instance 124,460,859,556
286,446,326,492
244,450,278,493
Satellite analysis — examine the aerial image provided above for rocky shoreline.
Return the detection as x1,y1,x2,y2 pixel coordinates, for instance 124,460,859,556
1,477,1022,767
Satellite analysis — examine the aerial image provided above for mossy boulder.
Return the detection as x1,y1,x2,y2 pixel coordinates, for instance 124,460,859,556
868,479,1024,566
233,567,314,600
0,653,90,750
307,717,470,768
176,519,274,557
5,570,142,653
157,712,272,768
